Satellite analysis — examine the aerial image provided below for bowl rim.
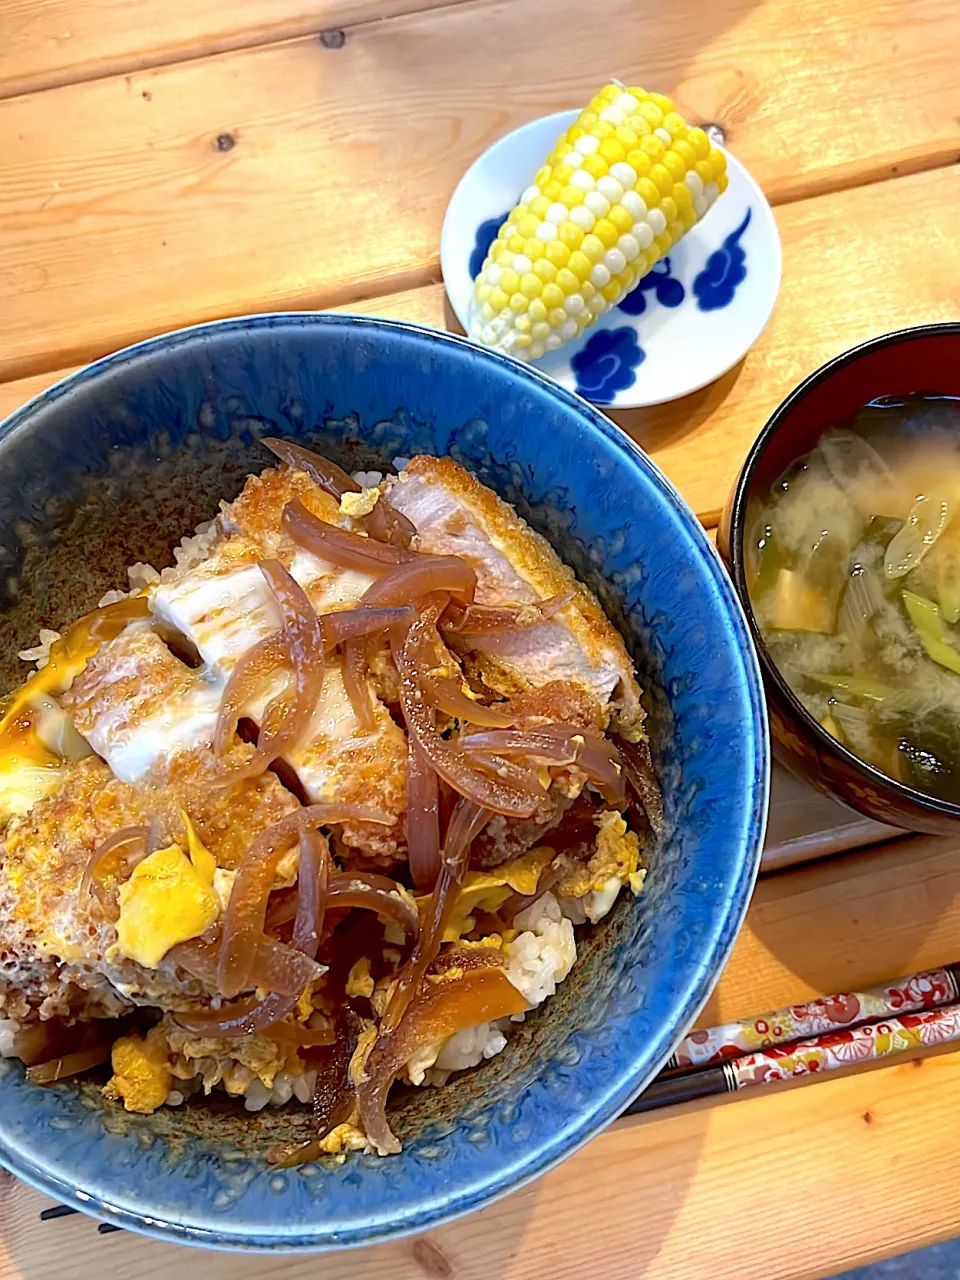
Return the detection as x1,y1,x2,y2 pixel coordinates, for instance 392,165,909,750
0,311,769,1250
726,320,960,822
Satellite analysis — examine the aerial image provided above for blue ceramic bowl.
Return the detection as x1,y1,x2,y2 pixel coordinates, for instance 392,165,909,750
0,314,768,1251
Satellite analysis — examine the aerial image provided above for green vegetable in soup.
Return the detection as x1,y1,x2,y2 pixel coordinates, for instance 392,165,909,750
901,590,960,677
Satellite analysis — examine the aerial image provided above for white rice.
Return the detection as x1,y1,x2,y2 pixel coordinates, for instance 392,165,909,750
18,629,61,670
504,893,577,1015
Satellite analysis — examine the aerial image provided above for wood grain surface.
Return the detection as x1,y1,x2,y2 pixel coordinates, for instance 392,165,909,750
0,0,472,99
3,0,960,382
5,1047,960,1280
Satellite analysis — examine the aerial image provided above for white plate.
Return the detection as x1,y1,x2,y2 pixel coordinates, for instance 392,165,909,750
441,110,782,409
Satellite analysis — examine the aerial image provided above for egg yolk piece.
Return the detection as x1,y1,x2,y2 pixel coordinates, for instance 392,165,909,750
115,843,220,969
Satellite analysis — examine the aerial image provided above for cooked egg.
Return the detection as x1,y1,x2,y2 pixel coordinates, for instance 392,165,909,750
103,1031,173,1114
114,843,220,968
437,845,556,942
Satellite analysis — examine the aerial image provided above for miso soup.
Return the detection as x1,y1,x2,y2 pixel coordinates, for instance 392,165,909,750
748,394,960,804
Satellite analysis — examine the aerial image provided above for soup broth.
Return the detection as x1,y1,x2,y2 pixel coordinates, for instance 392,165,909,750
749,394,960,803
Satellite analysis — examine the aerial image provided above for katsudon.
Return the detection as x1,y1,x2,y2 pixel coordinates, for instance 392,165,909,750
0,444,660,1159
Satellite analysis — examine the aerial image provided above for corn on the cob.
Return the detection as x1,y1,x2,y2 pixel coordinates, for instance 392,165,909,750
469,84,728,361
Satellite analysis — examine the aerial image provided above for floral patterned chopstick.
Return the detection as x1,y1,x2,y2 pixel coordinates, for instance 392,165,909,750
664,964,960,1071
623,1000,960,1116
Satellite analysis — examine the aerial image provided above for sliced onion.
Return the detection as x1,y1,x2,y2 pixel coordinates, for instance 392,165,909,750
284,498,414,570
460,728,580,765
615,736,664,837
173,931,324,996
396,601,538,818
319,606,413,649
358,955,526,1155
443,591,572,635
467,750,549,796
218,803,390,999
419,671,515,728
365,494,417,550
362,556,477,607
379,797,490,1036
79,825,151,899
406,737,440,890
342,636,374,730
27,1043,113,1084
463,724,627,807
325,874,420,945
214,633,287,757
268,1005,363,1167
262,438,361,500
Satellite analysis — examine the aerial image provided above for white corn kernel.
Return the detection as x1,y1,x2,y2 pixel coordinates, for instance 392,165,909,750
621,191,646,219
546,202,569,225
570,169,596,192
604,248,627,275
584,191,610,217
609,162,637,188
617,234,640,261
590,263,611,287
570,205,596,231
633,222,654,249
647,208,667,235
575,135,600,155
685,171,704,196
521,185,540,203
536,221,558,242
564,294,586,314
596,176,624,202
513,254,532,274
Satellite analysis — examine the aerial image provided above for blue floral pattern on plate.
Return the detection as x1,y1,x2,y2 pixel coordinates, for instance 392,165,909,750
571,327,646,403
693,208,752,311
468,211,509,280
618,258,685,316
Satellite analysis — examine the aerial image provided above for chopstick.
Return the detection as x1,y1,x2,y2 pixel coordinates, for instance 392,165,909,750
624,964,960,1118
664,963,960,1071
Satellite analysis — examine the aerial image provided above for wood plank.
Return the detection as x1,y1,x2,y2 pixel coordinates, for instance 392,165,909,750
4,0,960,382
0,0,471,101
699,831,960,1031
761,766,896,873
4,1048,960,1279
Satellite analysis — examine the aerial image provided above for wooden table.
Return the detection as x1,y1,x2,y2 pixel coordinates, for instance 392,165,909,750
3,1,960,1275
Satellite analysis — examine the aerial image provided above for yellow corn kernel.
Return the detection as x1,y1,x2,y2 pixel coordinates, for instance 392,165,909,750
601,280,621,303
671,139,696,169
534,165,552,187
672,181,693,209
650,164,674,197
579,236,605,264
553,270,578,298
582,154,608,178
709,149,727,178
668,220,685,242
542,281,566,308
547,307,567,327
679,204,698,230
578,111,598,130
499,268,519,296
528,298,548,322
509,293,528,312
615,126,639,149
581,279,596,301
592,219,619,250
515,214,539,239
626,150,652,178
515,314,532,333
513,333,532,349
626,114,652,138
489,287,509,312
687,127,711,160
520,273,542,299
553,162,575,185
663,112,686,137
608,205,634,235
717,170,729,193
529,195,551,219
543,179,564,201
558,222,584,249
655,230,673,255
638,101,664,128
559,185,584,208
695,159,714,185
533,258,556,283
545,240,571,267
635,177,661,208
643,244,661,269
598,138,626,164
601,84,620,102
662,150,687,182
649,92,675,115
531,321,551,341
